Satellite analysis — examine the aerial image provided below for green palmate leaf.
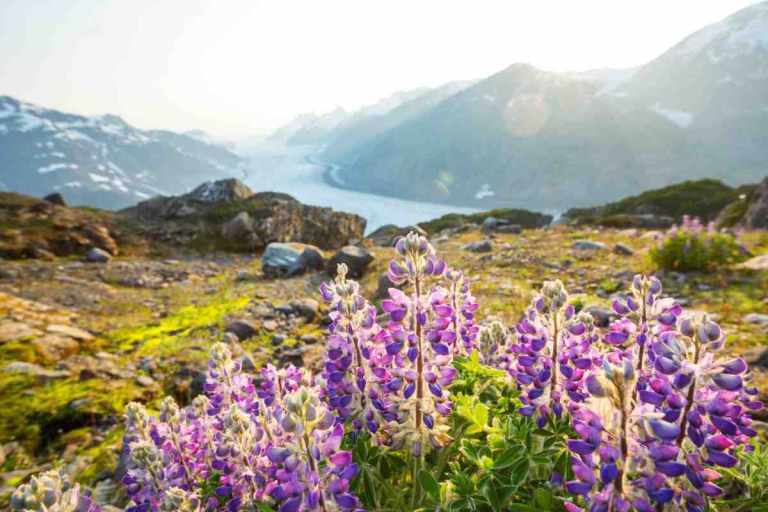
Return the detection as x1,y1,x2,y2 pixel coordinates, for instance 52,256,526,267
493,448,523,470
534,488,553,509
417,469,440,501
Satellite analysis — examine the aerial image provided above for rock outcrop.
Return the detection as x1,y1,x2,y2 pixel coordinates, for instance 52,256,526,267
0,192,120,260
121,179,366,251
740,177,768,230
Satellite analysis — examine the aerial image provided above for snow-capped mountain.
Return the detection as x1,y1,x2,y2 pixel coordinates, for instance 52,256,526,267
322,1,768,210
0,96,246,208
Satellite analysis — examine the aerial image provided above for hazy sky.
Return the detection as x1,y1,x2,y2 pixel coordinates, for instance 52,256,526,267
0,0,760,137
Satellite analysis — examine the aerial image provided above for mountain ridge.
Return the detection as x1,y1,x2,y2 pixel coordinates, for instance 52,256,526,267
0,95,246,209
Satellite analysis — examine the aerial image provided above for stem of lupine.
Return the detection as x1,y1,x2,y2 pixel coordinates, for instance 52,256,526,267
676,342,701,447
302,431,328,512
350,329,367,410
551,311,560,403
450,280,461,355
615,385,629,499
415,275,424,431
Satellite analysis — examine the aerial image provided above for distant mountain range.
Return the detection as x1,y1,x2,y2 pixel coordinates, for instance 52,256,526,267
0,96,245,208
272,0,768,210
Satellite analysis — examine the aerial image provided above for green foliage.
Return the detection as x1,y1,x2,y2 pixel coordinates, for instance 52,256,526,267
566,179,741,226
419,208,552,234
109,293,250,356
715,442,768,511
348,353,570,512
650,231,748,272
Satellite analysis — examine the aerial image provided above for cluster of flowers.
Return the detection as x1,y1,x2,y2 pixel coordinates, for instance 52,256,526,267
498,274,761,511
121,343,362,512
319,233,478,454
11,470,100,512
667,215,717,237
78,231,473,512
12,229,761,512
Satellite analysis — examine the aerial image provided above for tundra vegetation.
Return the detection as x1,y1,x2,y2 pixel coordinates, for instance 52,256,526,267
9,231,768,512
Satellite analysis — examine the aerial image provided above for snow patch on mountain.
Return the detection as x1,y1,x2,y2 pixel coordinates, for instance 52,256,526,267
38,163,79,174
650,104,694,128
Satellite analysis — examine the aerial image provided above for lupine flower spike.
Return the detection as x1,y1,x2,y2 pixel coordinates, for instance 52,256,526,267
383,231,455,455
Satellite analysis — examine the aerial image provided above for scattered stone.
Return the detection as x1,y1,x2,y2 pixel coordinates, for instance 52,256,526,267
738,254,768,271
46,324,93,341
0,266,19,280
0,322,40,343
744,313,768,325
481,217,502,235
275,304,296,315
43,192,67,206
367,224,427,247
225,320,258,341
496,224,522,234
277,346,306,367
481,217,522,235
135,375,155,387
221,332,240,344
262,243,325,277
235,270,258,282
271,334,286,346
641,231,663,240
138,357,157,372
31,335,80,362
262,320,279,331
585,306,617,328
85,247,112,263
573,240,606,251
613,243,634,256
300,334,319,345
327,246,374,278
375,272,402,300
4,361,70,382
463,240,493,253
618,229,638,238
241,354,257,372
290,298,319,321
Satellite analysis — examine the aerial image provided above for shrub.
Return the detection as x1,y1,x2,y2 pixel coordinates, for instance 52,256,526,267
650,215,747,272
12,233,763,512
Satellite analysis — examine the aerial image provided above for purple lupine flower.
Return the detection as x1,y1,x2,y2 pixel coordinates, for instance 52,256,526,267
508,280,596,426
443,269,479,356
477,320,511,368
382,232,455,454
319,263,392,435
269,386,362,512
11,470,102,512
561,276,761,511
122,342,364,511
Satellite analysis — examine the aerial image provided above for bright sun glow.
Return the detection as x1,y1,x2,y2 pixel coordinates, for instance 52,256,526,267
0,0,759,137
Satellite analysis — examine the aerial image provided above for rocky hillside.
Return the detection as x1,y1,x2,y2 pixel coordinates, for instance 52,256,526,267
288,1,768,210
121,179,366,252
0,179,366,261
0,96,246,209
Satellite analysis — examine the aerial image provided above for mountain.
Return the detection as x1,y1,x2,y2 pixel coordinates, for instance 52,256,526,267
0,96,246,208
269,84,473,151
322,1,768,210
269,107,352,146
321,81,474,164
